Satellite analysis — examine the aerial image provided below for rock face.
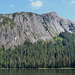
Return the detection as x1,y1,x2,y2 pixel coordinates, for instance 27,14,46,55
0,12,75,49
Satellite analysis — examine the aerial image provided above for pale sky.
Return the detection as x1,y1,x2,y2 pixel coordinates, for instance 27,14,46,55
0,0,75,20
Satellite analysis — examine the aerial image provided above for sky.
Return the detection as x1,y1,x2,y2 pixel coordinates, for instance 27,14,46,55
0,0,75,20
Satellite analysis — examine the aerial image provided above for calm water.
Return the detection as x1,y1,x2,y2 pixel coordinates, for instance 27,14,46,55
0,69,75,75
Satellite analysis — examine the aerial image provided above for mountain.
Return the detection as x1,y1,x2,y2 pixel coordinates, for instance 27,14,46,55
0,12,75,49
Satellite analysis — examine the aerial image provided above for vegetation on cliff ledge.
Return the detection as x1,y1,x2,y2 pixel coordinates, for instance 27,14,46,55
0,16,15,29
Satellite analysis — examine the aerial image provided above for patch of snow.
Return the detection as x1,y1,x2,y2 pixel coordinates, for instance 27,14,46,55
15,36,19,40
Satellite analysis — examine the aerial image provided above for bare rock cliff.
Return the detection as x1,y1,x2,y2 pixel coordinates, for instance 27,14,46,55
0,12,75,49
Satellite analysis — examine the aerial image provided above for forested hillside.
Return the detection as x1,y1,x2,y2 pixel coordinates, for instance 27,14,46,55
0,32,75,68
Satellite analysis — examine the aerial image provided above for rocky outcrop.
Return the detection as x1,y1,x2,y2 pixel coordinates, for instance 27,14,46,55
0,12,75,49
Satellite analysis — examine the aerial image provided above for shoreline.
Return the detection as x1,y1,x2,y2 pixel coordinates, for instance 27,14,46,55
0,68,75,70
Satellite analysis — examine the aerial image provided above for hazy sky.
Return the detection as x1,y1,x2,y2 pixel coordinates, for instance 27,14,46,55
0,0,75,20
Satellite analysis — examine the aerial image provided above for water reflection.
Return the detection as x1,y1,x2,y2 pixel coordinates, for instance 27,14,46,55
0,69,75,75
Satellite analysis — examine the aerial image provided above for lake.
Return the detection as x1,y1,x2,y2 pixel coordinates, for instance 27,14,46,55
0,69,75,75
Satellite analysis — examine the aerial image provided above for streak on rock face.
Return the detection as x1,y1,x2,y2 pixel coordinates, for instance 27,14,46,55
0,12,75,49
15,36,19,40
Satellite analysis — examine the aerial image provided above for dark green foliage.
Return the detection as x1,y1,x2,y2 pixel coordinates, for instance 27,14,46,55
31,32,36,39
0,16,15,29
44,19,47,25
27,12,33,17
24,30,27,35
44,25,48,31
0,32,2,36
22,15,28,21
0,32,75,68
12,12,25,16
43,19,49,31
0,22,2,27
